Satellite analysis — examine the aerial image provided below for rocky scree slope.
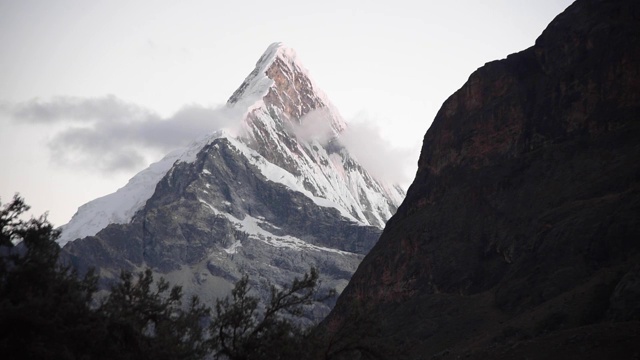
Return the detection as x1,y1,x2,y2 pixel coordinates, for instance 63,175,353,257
324,0,640,358
60,43,404,322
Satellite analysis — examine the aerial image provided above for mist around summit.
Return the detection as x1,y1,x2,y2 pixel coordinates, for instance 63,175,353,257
2,94,416,187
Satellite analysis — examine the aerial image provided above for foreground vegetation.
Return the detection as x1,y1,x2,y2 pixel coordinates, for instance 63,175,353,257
0,195,341,360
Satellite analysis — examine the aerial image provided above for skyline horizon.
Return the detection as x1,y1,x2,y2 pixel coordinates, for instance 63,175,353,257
0,1,574,227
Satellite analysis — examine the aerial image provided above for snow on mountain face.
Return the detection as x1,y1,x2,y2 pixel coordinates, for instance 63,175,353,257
57,132,229,247
58,42,404,246
231,42,403,228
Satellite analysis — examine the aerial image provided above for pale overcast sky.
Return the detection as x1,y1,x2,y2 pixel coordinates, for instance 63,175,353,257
0,0,574,227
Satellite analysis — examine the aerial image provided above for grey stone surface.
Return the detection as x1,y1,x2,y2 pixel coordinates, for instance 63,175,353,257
62,44,400,323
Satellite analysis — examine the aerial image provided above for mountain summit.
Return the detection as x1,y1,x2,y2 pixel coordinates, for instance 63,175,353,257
234,42,403,227
59,43,404,320
59,43,402,246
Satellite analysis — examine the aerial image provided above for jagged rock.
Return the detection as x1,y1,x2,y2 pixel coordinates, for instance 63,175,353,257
608,265,640,322
61,43,404,323
325,0,640,357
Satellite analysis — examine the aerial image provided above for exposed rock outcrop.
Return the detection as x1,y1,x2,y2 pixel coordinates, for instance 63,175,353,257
61,43,403,323
325,0,640,357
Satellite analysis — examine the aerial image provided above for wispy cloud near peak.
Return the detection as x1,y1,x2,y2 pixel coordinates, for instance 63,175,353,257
2,95,238,172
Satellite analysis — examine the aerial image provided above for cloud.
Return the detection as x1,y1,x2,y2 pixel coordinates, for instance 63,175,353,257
1,96,420,188
290,108,336,144
3,95,240,172
284,108,419,189
8,95,154,124
338,119,419,189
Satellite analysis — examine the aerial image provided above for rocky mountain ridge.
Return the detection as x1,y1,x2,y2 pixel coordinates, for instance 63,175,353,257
60,43,404,321
59,43,402,247
324,0,640,357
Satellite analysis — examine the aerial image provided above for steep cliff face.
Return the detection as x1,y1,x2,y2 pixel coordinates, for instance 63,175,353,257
60,43,403,322
230,43,402,228
326,0,640,357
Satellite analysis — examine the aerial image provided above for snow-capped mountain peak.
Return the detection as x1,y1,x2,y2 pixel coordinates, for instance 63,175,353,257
227,42,295,105
228,43,402,229
230,42,346,133
57,43,403,246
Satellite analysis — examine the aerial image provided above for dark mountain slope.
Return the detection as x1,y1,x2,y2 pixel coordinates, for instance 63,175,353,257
325,0,640,357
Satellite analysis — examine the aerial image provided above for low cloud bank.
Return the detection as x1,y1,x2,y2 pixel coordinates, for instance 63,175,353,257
3,96,419,188
288,108,418,189
3,95,240,172
339,120,418,189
